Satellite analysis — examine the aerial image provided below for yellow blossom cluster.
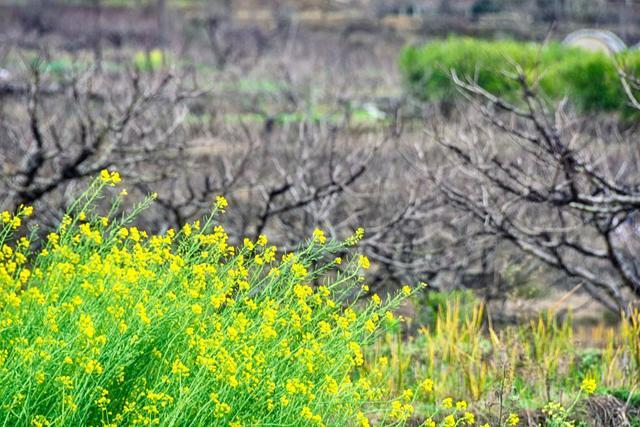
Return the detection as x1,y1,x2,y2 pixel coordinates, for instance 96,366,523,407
0,174,417,426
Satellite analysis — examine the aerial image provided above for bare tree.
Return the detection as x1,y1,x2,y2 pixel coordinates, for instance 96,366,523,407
408,67,640,313
0,63,203,223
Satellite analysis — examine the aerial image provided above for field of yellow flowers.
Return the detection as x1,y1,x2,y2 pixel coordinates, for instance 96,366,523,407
0,172,427,426
1,172,639,426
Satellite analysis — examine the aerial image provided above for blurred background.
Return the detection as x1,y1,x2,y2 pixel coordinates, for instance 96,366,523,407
1,0,640,325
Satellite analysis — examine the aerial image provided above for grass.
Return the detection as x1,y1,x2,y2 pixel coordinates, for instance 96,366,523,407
375,296,640,425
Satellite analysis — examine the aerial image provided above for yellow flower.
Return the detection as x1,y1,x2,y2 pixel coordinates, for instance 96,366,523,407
420,378,434,394
372,294,381,305
300,406,322,424
293,284,313,300
269,267,280,277
389,400,413,421
312,228,327,244
356,411,370,427
11,216,21,229
191,304,203,315
348,341,364,366
463,411,475,425
94,392,110,413
215,195,228,211
171,358,190,377
135,302,150,325
99,169,110,182
318,321,332,335
99,169,121,186
346,227,365,245
57,375,73,388
84,359,103,375
243,238,255,251
402,285,411,296
291,263,308,279
442,397,453,409
507,412,519,426
443,415,456,427
31,415,50,427
456,400,468,411
35,371,45,384
365,319,376,333
78,313,95,338
580,377,597,395
358,255,370,270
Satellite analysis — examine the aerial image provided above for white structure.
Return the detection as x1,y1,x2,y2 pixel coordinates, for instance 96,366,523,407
0,68,10,81
563,29,627,55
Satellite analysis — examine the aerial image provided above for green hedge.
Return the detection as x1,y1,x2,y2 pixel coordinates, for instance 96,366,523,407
399,37,640,114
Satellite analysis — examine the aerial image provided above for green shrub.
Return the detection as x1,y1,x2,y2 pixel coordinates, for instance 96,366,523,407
133,48,166,71
544,53,625,112
399,37,640,114
399,38,532,103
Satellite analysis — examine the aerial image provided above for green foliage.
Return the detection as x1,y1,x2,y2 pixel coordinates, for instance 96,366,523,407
417,290,477,328
133,48,166,71
575,349,602,377
399,37,640,114
605,388,640,407
543,52,633,112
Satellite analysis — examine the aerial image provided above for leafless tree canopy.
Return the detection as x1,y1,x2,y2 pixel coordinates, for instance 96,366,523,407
406,69,640,313
0,54,434,296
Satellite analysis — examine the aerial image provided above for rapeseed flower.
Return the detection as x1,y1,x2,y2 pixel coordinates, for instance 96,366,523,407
0,174,415,426
507,412,520,426
312,228,327,244
99,169,121,186
580,377,597,395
